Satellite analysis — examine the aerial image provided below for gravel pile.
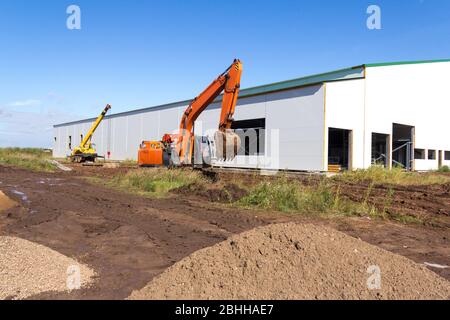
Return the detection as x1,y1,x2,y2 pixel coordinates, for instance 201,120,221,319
0,236,95,299
129,223,450,300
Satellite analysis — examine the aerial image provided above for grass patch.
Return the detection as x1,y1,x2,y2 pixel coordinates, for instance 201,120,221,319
437,165,450,173
334,166,450,186
237,177,424,224
120,159,138,167
109,168,207,197
237,178,376,218
0,148,55,172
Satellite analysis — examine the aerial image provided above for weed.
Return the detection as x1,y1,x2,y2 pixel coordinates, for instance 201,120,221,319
0,148,55,172
437,165,450,173
238,177,376,217
335,166,450,186
109,168,207,197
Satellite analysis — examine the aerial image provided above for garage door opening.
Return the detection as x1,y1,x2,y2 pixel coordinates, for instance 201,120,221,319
372,133,390,167
392,123,414,170
231,118,266,156
328,128,352,172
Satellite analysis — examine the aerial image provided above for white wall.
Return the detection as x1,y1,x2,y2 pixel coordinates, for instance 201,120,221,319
197,85,325,171
266,85,325,171
325,79,365,169
53,85,326,171
365,62,450,170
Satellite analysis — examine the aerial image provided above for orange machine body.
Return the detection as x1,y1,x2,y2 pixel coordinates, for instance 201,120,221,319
138,59,243,167
138,141,164,166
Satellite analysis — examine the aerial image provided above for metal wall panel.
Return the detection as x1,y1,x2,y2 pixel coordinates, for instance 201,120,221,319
52,85,326,170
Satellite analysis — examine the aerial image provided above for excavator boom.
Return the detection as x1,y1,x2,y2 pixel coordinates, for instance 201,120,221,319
138,60,243,167
177,59,242,163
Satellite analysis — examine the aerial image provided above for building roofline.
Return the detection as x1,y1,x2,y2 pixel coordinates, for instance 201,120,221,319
54,58,450,128
54,65,364,128
365,58,450,68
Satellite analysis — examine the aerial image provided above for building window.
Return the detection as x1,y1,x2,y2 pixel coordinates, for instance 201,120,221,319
414,149,425,160
231,118,266,156
445,151,450,161
54,137,57,142
69,136,72,150
428,149,436,160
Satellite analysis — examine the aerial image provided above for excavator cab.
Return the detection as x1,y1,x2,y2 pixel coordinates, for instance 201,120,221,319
138,140,173,167
138,141,164,166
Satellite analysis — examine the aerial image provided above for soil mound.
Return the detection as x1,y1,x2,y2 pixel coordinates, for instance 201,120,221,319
0,236,96,300
129,223,450,300
173,183,248,203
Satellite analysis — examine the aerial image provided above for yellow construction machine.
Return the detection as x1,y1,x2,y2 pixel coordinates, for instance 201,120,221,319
70,104,111,163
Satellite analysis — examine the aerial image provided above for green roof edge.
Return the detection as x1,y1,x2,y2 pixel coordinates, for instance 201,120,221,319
238,65,364,97
365,58,450,68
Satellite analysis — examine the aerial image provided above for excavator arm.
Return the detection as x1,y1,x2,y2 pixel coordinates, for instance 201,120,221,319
177,59,242,163
138,60,243,167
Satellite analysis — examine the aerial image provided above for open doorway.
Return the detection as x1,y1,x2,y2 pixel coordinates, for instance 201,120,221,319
328,128,352,171
372,133,390,167
392,123,414,170
231,118,266,156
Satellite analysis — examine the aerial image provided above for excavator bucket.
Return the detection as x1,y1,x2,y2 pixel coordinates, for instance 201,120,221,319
214,130,241,161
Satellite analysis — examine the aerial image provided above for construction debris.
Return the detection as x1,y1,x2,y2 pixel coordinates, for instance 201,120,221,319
47,160,72,172
129,223,450,300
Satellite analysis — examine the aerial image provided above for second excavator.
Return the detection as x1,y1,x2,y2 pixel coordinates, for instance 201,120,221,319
138,59,243,167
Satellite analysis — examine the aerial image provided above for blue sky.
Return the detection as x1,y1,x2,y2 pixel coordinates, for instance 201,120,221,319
1,0,450,147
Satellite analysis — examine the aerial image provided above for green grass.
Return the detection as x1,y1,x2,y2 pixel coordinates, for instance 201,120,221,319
437,165,450,173
0,148,55,172
238,178,376,218
237,177,424,224
334,166,450,186
120,159,138,167
109,168,207,197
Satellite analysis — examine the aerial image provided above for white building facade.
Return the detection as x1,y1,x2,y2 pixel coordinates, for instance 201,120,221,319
53,59,450,172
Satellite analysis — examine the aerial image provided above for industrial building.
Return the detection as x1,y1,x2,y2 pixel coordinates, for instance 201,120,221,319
53,59,450,172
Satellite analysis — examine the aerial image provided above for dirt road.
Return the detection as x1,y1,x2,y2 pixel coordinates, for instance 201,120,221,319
0,165,448,299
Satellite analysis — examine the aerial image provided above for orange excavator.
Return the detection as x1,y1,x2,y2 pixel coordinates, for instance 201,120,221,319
138,59,243,167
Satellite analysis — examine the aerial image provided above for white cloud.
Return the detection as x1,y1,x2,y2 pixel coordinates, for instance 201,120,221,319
8,99,42,107
0,108,78,148
0,92,84,148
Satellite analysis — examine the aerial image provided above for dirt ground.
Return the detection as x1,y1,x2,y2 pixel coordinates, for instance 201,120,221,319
0,164,449,299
